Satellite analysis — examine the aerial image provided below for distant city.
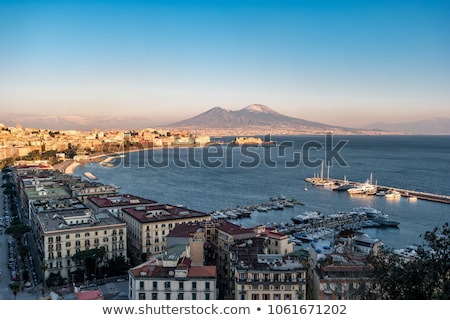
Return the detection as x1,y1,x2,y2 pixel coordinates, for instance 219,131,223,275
2,104,450,134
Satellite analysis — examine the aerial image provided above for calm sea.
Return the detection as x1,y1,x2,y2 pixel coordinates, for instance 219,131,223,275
74,135,450,249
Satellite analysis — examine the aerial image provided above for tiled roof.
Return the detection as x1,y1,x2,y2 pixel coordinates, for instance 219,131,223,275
216,220,253,235
187,266,216,278
167,223,203,238
76,290,103,300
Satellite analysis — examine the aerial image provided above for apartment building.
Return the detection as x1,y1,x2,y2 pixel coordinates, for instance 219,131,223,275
122,204,211,264
31,199,126,280
70,181,119,202
85,194,159,219
128,244,217,300
233,238,307,300
311,230,382,300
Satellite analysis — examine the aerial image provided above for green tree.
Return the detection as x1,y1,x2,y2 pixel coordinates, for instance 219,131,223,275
9,282,21,300
370,223,450,299
5,224,31,240
105,256,129,277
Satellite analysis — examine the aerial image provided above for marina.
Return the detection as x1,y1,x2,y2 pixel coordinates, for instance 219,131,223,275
210,195,303,220
306,175,450,204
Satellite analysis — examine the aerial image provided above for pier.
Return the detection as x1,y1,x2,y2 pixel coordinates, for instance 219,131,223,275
307,177,450,204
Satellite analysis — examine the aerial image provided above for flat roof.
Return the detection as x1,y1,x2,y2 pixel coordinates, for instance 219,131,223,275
37,209,124,234
123,204,210,223
87,194,158,208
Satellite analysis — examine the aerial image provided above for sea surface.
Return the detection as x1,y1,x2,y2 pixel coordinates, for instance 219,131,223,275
74,135,450,250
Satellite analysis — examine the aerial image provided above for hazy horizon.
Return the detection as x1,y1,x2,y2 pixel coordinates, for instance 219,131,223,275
1,0,449,128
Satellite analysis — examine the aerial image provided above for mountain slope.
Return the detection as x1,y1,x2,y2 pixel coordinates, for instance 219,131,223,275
365,118,450,135
169,104,350,132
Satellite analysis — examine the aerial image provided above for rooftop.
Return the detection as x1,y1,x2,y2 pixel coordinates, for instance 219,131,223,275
87,194,158,208
215,219,254,236
123,204,210,223
36,209,124,233
167,223,204,238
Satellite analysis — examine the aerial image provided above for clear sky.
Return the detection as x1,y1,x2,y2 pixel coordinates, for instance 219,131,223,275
0,0,449,127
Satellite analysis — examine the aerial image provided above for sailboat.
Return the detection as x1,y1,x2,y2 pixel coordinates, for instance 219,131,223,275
304,182,308,191
314,161,333,187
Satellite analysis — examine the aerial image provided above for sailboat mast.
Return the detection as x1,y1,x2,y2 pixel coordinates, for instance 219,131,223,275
327,161,330,181
321,161,324,181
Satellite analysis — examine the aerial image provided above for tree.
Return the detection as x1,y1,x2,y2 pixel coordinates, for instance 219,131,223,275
9,282,21,300
370,223,450,299
5,224,31,241
105,256,129,277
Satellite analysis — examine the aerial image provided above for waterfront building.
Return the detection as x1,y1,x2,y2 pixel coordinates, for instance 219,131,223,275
70,181,120,202
252,225,295,255
85,194,159,219
128,244,217,300
121,204,211,264
15,169,78,219
33,205,126,280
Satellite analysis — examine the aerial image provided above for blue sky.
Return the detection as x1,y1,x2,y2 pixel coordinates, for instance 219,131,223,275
0,0,449,127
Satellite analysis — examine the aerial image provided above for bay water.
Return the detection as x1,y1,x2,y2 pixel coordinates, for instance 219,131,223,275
74,135,450,250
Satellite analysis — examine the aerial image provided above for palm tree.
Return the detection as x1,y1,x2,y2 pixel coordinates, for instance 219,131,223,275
9,282,21,300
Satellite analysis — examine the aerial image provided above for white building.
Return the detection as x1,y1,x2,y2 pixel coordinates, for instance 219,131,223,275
128,245,217,300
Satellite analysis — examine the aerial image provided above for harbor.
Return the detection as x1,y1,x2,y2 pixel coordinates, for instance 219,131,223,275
211,193,401,246
306,175,450,204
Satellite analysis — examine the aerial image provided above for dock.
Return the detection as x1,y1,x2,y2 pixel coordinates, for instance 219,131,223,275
307,177,450,204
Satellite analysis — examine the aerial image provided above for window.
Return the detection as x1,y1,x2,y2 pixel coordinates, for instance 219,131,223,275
177,293,184,300
205,293,210,300
138,293,146,300
153,281,157,290
165,293,171,300
139,281,144,289
205,282,210,290
164,281,170,289
66,235,70,239
263,294,270,300
152,293,157,300
192,293,197,300
192,282,197,290
284,294,291,300
179,282,184,290
251,294,259,300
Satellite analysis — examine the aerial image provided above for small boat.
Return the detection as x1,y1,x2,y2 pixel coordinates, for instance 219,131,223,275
83,172,97,180
385,190,401,199
256,206,269,212
291,211,322,224
372,216,400,227
293,232,314,243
